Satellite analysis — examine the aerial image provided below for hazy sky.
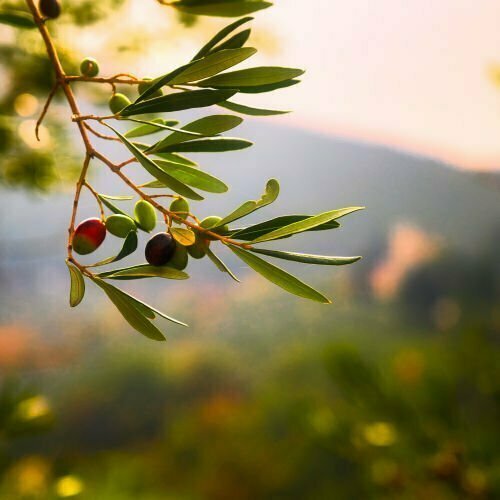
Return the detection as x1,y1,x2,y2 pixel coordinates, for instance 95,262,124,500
75,1,500,170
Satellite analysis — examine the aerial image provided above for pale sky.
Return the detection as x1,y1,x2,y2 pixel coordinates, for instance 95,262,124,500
75,1,500,170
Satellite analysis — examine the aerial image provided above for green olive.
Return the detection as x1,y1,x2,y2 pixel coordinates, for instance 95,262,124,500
134,200,157,232
108,93,131,115
169,244,189,270
80,57,100,77
105,214,136,238
200,215,229,240
187,234,209,259
138,78,163,98
169,197,190,220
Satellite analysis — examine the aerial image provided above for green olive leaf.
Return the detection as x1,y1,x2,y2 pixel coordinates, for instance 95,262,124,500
206,248,240,282
66,261,85,307
218,100,289,116
124,118,179,138
99,264,189,280
209,29,251,54
153,137,252,154
197,67,304,88
89,230,139,268
171,1,272,18
170,227,196,246
249,248,362,266
0,10,36,29
229,246,331,304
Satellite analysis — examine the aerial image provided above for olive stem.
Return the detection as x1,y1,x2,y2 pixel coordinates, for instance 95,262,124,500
35,81,59,141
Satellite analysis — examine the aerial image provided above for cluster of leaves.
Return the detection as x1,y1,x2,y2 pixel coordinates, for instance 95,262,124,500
2,1,363,341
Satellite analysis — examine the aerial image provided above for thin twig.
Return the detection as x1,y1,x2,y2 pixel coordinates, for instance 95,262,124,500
35,82,59,141
84,122,121,142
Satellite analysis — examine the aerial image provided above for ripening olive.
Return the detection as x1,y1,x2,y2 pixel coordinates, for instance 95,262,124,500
108,93,131,115
72,218,106,255
145,232,177,266
187,233,209,259
105,214,136,238
169,244,189,271
138,78,163,98
170,197,190,220
134,200,157,232
200,215,229,240
80,57,100,77
39,0,61,19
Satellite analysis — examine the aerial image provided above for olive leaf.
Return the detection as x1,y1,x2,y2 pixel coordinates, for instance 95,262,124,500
124,118,206,138
106,124,204,201
233,79,301,94
98,194,130,218
250,248,362,266
89,230,139,268
124,118,180,138
197,67,304,89
229,246,330,303
149,115,243,152
66,261,85,307
99,194,134,201
99,264,189,280
218,100,289,116
171,1,273,18
0,10,36,29
209,29,251,53
170,227,196,246
152,137,253,154
206,248,240,282
192,16,254,60
250,207,365,243
216,179,279,226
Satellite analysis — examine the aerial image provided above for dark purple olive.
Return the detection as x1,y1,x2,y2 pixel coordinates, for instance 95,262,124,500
145,232,176,266
39,0,61,19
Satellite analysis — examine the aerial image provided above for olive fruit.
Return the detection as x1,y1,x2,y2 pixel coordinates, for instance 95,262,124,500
187,233,209,259
108,93,131,114
138,78,163,98
39,0,61,19
134,200,157,232
145,232,176,266
80,57,100,77
169,244,189,271
73,218,106,255
105,214,136,238
170,197,190,220
200,215,229,240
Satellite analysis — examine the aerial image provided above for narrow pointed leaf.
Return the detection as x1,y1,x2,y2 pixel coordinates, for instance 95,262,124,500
122,89,237,116
209,29,251,53
90,230,139,267
192,16,253,60
206,248,240,282
92,278,166,341
170,227,196,246
98,195,130,218
251,207,365,243
250,248,362,266
124,118,179,138
230,215,341,241
155,160,228,193
101,264,189,280
153,152,198,166
230,246,330,303
99,194,134,201
197,67,304,88
170,48,257,85
106,124,204,200
234,79,301,94
155,137,252,153
218,100,289,116
217,179,279,226
172,1,272,17
151,115,243,151
66,262,85,307
125,118,202,138
0,11,35,29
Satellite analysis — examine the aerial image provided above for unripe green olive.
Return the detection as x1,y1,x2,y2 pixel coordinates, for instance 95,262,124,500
105,214,136,238
200,216,229,240
108,93,131,115
145,232,176,266
73,218,106,255
138,78,163,98
170,197,190,220
39,0,61,19
187,233,209,259
169,244,189,271
80,57,100,77
134,200,157,232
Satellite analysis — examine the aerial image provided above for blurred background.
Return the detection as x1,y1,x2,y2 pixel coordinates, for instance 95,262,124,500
1,1,500,498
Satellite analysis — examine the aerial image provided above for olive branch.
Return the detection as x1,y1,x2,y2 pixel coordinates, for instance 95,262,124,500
12,0,364,341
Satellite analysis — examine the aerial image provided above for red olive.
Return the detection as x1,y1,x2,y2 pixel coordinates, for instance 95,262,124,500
145,232,176,266
72,218,106,255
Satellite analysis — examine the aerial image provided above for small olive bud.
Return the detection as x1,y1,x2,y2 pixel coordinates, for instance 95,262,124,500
105,214,136,238
200,215,229,240
187,233,209,259
169,197,190,220
80,57,100,77
39,0,61,19
145,232,176,266
169,244,189,271
138,78,163,98
134,200,157,232
108,93,131,115
73,218,106,255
